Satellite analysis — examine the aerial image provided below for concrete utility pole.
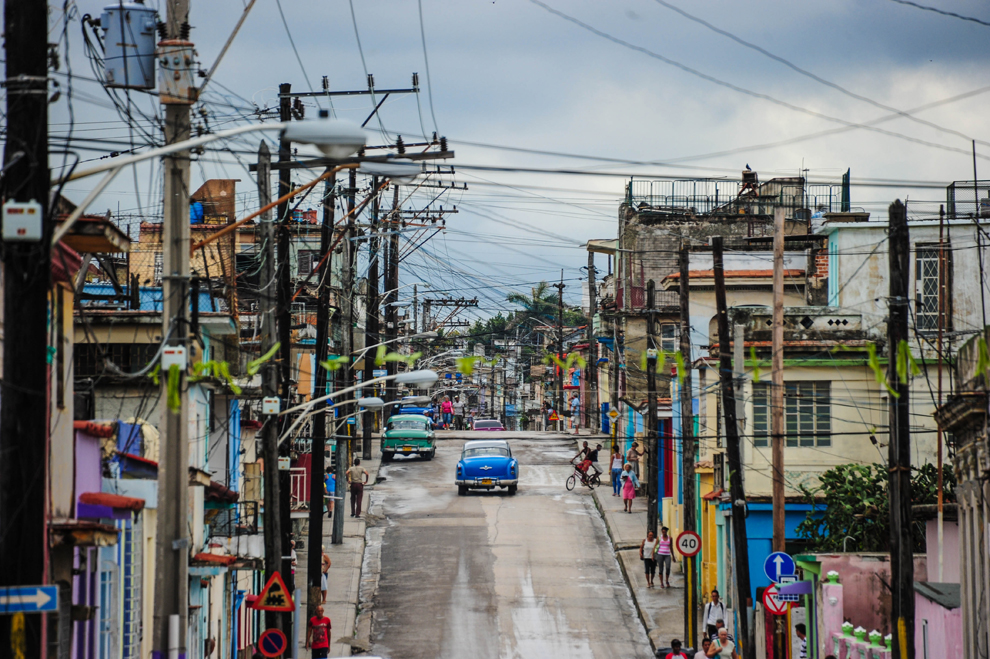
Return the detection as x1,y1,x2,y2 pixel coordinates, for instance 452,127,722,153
307,172,336,614
713,237,753,659
586,252,598,432
273,82,295,643
362,176,381,459
771,207,787,659
646,280,659,536
887,199,914,659
257,142,283,631
333,169,357,545
553,273,565,431
678,245,698,645
384,186,400,423
0,0,50,655
153,1,193,656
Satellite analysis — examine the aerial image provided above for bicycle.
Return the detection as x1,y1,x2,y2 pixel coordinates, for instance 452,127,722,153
566,459,602,491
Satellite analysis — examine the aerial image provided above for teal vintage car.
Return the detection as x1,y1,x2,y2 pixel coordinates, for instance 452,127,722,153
381,414,436,462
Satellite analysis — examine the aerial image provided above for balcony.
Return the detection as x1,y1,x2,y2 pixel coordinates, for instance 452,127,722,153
209,501,259,538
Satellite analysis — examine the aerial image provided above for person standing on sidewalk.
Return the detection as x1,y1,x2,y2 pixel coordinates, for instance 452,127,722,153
305,604,332,658
626,442,643,479
320,545,331,604
703,590,726,640
347,458,369,517
452,395,465,430
441,396,454,429
640,530,659,588
656,526,674,588
610,447,624,496
621,463,639,512
694,637,712,659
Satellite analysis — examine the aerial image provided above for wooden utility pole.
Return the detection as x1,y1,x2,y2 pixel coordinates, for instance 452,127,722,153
646,279,659,536
586,251,598,432
153,1,192,655
332,169,357,545
0,0,50,655
553,273,566,431
362,176,381,459
257,142,283,630
273,82,295,640
307,172,336,614
678,245,698,645
887,199,914,659
771,205,787,659
713,237,753,659
384,186,401,423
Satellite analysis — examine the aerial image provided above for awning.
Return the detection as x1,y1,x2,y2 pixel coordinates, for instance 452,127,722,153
191,553,238,567
701,488,724,501
74,420,115,438
206,480,239,504
77,492,145,519
49,520,119,547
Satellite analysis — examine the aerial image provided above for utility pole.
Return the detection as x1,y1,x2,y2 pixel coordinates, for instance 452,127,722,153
362,176,381,459
553,272,565,431
307,172,336,615
646,280,659,536
678,244,697,645
0,0,50,655
382,186,400,423
771,207,788,659
257,142,283,630
273,82,295,644
713,237,753,659
153,2,192,656
413,284,419,333
887,199,914,659
333,169,357,545
586,252,598,432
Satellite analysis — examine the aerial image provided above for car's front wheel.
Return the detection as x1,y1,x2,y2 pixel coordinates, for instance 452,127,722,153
457,485,467,496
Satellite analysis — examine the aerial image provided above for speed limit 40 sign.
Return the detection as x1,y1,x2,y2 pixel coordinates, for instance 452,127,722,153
675,530,701,557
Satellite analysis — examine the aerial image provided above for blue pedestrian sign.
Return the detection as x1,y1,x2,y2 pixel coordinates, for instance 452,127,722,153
763,552,795,583
0,586,58,614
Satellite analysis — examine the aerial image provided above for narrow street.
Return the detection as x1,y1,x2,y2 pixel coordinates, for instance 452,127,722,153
362,431,652,659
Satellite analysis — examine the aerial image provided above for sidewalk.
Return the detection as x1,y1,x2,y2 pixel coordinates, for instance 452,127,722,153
294,446,381,658
587,457,688,655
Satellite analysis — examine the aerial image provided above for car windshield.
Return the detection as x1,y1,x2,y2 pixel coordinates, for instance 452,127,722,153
463,447,509,458
388,419,427,431
475,421,502,429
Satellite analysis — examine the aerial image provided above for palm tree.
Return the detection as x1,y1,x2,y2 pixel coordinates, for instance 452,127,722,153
506,282,558,326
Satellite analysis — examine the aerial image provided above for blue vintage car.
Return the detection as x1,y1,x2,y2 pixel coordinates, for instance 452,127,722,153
455,439,518,495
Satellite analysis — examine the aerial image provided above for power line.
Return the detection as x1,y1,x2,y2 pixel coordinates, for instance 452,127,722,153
887,0,990,27
274,0,324,111
417,0,441,136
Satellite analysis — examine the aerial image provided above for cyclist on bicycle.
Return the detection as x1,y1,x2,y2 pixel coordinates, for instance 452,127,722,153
575,442,604,478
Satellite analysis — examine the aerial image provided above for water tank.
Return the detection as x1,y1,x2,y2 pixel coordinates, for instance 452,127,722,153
101,2,158,90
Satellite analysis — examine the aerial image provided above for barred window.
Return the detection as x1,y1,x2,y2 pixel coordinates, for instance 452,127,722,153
660,323,677,353
298,250,318,276
752,381,831,447
915,244,951,332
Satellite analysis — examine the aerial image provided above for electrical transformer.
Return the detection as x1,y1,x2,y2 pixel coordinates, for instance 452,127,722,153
101,2,158,90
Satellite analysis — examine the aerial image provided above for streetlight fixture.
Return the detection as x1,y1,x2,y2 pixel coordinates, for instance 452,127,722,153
359,158,422,183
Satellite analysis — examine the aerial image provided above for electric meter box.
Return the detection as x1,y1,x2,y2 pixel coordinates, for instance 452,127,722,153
3,200,43,242
262,397,281,415
101,3,158,90
161,346,187,370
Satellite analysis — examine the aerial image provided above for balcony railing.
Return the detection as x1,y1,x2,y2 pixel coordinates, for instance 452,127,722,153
210,501,259,537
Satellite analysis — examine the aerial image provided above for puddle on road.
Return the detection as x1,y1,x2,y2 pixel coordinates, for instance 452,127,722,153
504,569,595,659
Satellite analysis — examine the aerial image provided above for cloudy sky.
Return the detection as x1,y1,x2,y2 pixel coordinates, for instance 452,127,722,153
43,0,990,318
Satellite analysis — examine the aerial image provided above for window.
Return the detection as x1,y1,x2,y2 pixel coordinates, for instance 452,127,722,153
298,250,318,276
915,244,951,332
752,382,831,447
660,323,677,353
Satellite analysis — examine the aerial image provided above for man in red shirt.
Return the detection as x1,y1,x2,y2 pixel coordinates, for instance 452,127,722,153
305,604,332,658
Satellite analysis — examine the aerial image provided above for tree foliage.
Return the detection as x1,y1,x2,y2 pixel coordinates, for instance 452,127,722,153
796,462,955,553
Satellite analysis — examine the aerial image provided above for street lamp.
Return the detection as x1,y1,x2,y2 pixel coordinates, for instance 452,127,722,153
280,368,439,419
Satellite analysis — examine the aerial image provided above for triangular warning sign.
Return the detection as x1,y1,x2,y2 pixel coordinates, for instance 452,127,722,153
253,572,294,612
548,412,560,421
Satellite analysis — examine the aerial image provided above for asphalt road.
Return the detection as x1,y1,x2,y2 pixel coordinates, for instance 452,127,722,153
365,432,653,659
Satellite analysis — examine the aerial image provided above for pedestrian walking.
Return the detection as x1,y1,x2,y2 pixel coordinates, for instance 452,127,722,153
305,604,332,658
289,539,297,576
441,396,453,428
703,590,726,640
452,395,465,430
664,639,689,659
657,526,674,588
711,627,736,658
320,545,331,603
621,463,639,512
640,530,659,588
323,470,335,519
610,446,624,496
694,637,712,659
710,620,733,643
796,623,808,659
626,442,643,478
346,458,369,517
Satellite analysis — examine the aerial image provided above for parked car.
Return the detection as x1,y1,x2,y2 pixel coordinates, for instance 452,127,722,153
473,419,504,431
455,439,518,495
381,414,436,462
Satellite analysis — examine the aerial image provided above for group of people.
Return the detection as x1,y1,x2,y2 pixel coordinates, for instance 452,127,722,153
431,395,467,430
608,442,643,512
639,527,675,588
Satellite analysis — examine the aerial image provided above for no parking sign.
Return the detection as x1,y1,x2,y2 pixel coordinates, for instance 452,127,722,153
258,629,287,658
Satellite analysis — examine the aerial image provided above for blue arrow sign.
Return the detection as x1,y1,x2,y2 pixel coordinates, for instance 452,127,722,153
0,586,58,614
763,552,795,583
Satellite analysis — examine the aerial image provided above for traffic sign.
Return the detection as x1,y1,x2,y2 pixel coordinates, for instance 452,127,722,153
608,409,619,420
258,629,288,658
253,573,294,612
763,585,789,615
548,412,560,421
675,530,701,557
763,551,795,582
0,586,58,614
